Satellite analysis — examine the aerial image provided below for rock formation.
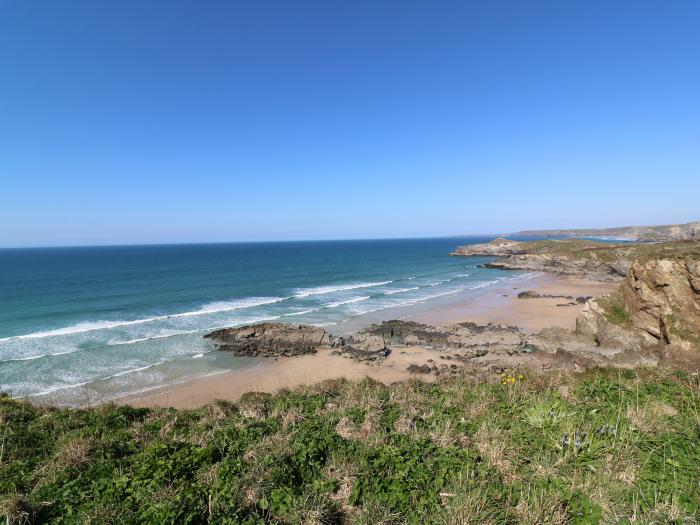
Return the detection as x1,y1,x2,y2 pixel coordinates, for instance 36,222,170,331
204,323,341,357
577,256,700,356
451,238,700,283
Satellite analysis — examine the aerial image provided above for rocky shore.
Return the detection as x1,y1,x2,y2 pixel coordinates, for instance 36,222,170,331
450,237,700,282
204,238,699,383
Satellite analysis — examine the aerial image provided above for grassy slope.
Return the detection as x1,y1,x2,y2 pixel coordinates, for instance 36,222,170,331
2,369,699,524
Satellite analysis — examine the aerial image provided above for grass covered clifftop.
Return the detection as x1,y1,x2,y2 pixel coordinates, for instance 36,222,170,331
2,369,699,524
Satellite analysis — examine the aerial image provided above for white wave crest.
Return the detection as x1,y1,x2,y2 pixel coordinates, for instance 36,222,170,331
293,281,391,298
468,280,499,290
325,296,371,308
0,297,285,342
384,287,419,295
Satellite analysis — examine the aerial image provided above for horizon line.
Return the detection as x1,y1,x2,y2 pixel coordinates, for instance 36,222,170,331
0,233,503,251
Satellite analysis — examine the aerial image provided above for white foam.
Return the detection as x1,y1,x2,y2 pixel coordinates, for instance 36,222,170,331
0,297,285,342
31,379,95,397
108,360,168,379
1,348,80,363
106,329,201,346
468,280,499,290
293,281,391,298
282,307,323,317
384,287,419,295
325,296,371,308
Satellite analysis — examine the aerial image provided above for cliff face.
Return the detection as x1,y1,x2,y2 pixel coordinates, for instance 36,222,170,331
577,257,700,353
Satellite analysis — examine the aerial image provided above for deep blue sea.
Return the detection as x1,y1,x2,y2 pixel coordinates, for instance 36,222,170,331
0,237,537,404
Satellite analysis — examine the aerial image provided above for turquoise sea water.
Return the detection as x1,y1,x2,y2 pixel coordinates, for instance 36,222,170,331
0,238,536,404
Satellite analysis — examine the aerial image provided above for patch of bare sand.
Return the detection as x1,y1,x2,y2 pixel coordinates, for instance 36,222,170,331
409,274,616,332
124,346,440,409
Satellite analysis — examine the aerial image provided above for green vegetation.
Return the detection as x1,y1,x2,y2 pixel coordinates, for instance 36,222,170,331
2,369,699,524
507,239,700,264
597,289,633,327
666,314,700,348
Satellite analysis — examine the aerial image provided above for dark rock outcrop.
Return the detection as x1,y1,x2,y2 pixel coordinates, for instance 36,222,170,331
205,323,341,357
517,290,573,300
347,320,523,354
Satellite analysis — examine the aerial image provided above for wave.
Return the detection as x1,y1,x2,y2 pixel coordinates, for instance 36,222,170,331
384,287,419,295
293,281,391,298
468,280,500,290
1,348,80,363
31,380,96,397
282,307,323,317
108,361,168,379
0,297,285,342
325,296,370,308
106,329,202,346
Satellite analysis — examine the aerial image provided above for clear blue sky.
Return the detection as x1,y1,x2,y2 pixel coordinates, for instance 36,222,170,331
1,1,698,247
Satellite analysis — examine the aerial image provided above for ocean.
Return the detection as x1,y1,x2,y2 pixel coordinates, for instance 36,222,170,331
0,237,536,404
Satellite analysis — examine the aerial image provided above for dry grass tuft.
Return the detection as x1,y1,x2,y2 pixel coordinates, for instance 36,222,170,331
513,487,569,525
0,492,33,525
280,406,306,429
428,419,470,448
437,472,503,525
203,399,238,421
243,431,290,462
238,392,272,420
53,437,95,470
324,458,358,513
626,399,678,432
334,413,380,443
474,424,518,482
393,414,414,435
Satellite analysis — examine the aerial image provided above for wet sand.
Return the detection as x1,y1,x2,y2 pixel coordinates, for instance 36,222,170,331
124,272,616,409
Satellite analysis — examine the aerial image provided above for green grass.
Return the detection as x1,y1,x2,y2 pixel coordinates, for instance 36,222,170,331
498,239,700,264
1,369,699,524
597,289,633,327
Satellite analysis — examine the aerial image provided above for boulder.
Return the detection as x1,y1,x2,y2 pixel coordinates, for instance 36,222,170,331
205,323,341,357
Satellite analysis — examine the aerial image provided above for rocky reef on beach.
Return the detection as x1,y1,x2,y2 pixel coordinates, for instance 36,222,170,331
204,323,342,357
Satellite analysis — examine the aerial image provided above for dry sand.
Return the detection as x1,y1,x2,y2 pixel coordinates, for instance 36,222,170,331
409,274,616,332
124,345,438,409
125,273,616,409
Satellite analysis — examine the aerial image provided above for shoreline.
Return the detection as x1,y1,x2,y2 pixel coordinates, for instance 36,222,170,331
123,272,616,409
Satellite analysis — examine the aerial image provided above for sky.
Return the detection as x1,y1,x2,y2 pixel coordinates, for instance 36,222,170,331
1,1,699,247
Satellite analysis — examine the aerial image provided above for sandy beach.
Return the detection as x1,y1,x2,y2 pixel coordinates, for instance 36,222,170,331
408,273,616,332
123,272,616,409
